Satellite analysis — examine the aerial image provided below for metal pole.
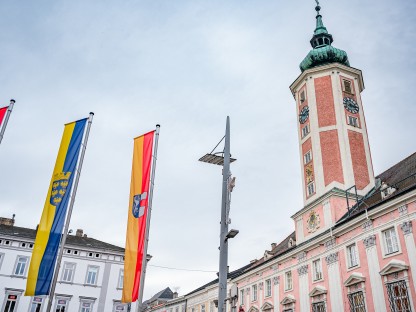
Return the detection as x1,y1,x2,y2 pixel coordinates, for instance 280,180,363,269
0,99,15,145
46,112,94,312
218,116,231,312
135,125,161,312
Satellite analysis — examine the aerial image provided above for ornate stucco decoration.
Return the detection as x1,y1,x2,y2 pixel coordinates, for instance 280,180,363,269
363,235,376,248
362,219,372,231
245,288,250,294
259,282,263,290
306,210,320,233
297,264,308,275
401,221,412,235
324,237,336,250
273,276,280,285
398,205,408,216
325,252,338,265
297,251,307,262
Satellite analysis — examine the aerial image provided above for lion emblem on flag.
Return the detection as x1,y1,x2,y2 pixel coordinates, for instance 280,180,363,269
132,192,147,218
50,172,71,206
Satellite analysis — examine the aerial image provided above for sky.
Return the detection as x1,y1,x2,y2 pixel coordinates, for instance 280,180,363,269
0,0,416,300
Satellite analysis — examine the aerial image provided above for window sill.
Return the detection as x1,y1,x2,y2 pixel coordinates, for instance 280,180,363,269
83,283,98,287
383,250,401,259
264,295,272,298
312,278,323,283
60,281,74,284
11,275,26,279
346,264,360,272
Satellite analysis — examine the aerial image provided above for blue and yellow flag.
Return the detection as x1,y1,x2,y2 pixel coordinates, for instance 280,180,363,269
25,118,87,296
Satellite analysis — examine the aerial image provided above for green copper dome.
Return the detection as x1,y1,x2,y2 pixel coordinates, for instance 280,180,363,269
300,3,350,72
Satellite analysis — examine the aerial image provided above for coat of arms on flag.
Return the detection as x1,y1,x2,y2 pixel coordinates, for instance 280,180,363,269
50,172,71,206
132,192,147,218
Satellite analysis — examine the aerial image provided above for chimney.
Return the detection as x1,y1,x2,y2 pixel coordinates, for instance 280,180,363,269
76,229,83,237
83,234,88,238
173,292,178,299
0,216,15,226
271,243,277,249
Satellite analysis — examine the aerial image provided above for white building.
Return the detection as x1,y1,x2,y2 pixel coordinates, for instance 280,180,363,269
0,217,138,312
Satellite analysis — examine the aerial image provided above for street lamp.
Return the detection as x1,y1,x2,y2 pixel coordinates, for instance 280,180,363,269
199,116,238,312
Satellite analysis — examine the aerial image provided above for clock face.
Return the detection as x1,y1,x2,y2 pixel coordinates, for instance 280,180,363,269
343,97,359,114
299,106,309,124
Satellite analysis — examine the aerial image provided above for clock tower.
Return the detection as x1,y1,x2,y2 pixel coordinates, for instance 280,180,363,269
290,2,375,242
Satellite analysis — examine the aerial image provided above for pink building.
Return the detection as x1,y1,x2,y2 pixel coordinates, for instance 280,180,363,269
233,3,416,312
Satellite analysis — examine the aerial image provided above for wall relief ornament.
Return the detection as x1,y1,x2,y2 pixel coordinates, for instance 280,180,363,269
398,205,408,216
324,237,336,250
306,210,320,233
297,251,307,262
325,252,339,265
273,276,280,285
297,264,308,275
363,235,376,248
401,221,412,235
362,219,372,231
259,282,263,290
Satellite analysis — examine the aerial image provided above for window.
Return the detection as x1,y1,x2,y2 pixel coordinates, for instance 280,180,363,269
285,271,293,291
55,298,69,312
346,244,359,268
80,301,93,312
61,262,75,282
0,252,4,271
300,91,306,103
343,80,353,94
348,116,359,127
383,227,399,255
302,124,310,138
252,285,257,301
312,302,326,312
347,291,366,312
14,256,28,276
113,302,126,311
118,269,124,289
265,279,272,297
85,266,99,285
312,259,322,281
240,289,244,305
176,307,179,312
29,297,43,312
307,182,315,197
201,304,205,312
304,151,312,164
386,281,411,312
3,293,20,312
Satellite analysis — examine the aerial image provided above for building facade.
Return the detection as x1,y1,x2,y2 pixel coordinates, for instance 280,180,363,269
0,217,137,312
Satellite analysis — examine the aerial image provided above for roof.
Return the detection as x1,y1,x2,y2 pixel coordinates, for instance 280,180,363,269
141,287,174,311
0,224,125,253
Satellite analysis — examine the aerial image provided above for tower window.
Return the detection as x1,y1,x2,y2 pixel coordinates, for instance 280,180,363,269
343,80,354,94
302,124,310,138
348,116,359,127
300,91,306,103
304,151,312,164
307,182,315,197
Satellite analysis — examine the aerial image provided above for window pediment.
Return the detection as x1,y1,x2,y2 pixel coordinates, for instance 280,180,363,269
247,306,259,312
380,260,409,276
261,302,273,311
309,286,327,297
344,272,365,287
280,295,295,305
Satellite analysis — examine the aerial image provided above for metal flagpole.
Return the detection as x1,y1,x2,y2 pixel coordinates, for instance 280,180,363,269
0,99,15,145
46,112,94,312
218,116,231,312
135,124,161,312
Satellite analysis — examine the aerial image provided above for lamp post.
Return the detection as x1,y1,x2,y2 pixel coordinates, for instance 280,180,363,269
199,116,238,312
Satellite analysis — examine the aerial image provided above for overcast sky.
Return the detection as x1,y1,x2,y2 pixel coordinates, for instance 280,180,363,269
1,0,415,300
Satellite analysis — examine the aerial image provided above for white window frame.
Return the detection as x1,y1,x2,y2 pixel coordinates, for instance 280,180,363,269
113,302,127,312
117,269,124,289
201,304,205,312
79,299,94,312
13,255,29,277
61,262,76,283
307,182,315,197
2,289,22,312
304,150,312,164
285,271,293,291
29,296,44,312
240,289,244,305
342,79,354,94
382,227,400,256
0,252,4,271
300,90,306,103
348,115,359,127
252,284,258,301
301,124,310,138
85,265,99,286
346,243,359,269
54,296,70,312
312,259,322,281
265,279,272,297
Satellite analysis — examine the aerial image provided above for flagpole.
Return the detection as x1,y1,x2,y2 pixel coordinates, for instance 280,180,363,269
45,112,94,312
135,124,160,312
0,99,15,145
